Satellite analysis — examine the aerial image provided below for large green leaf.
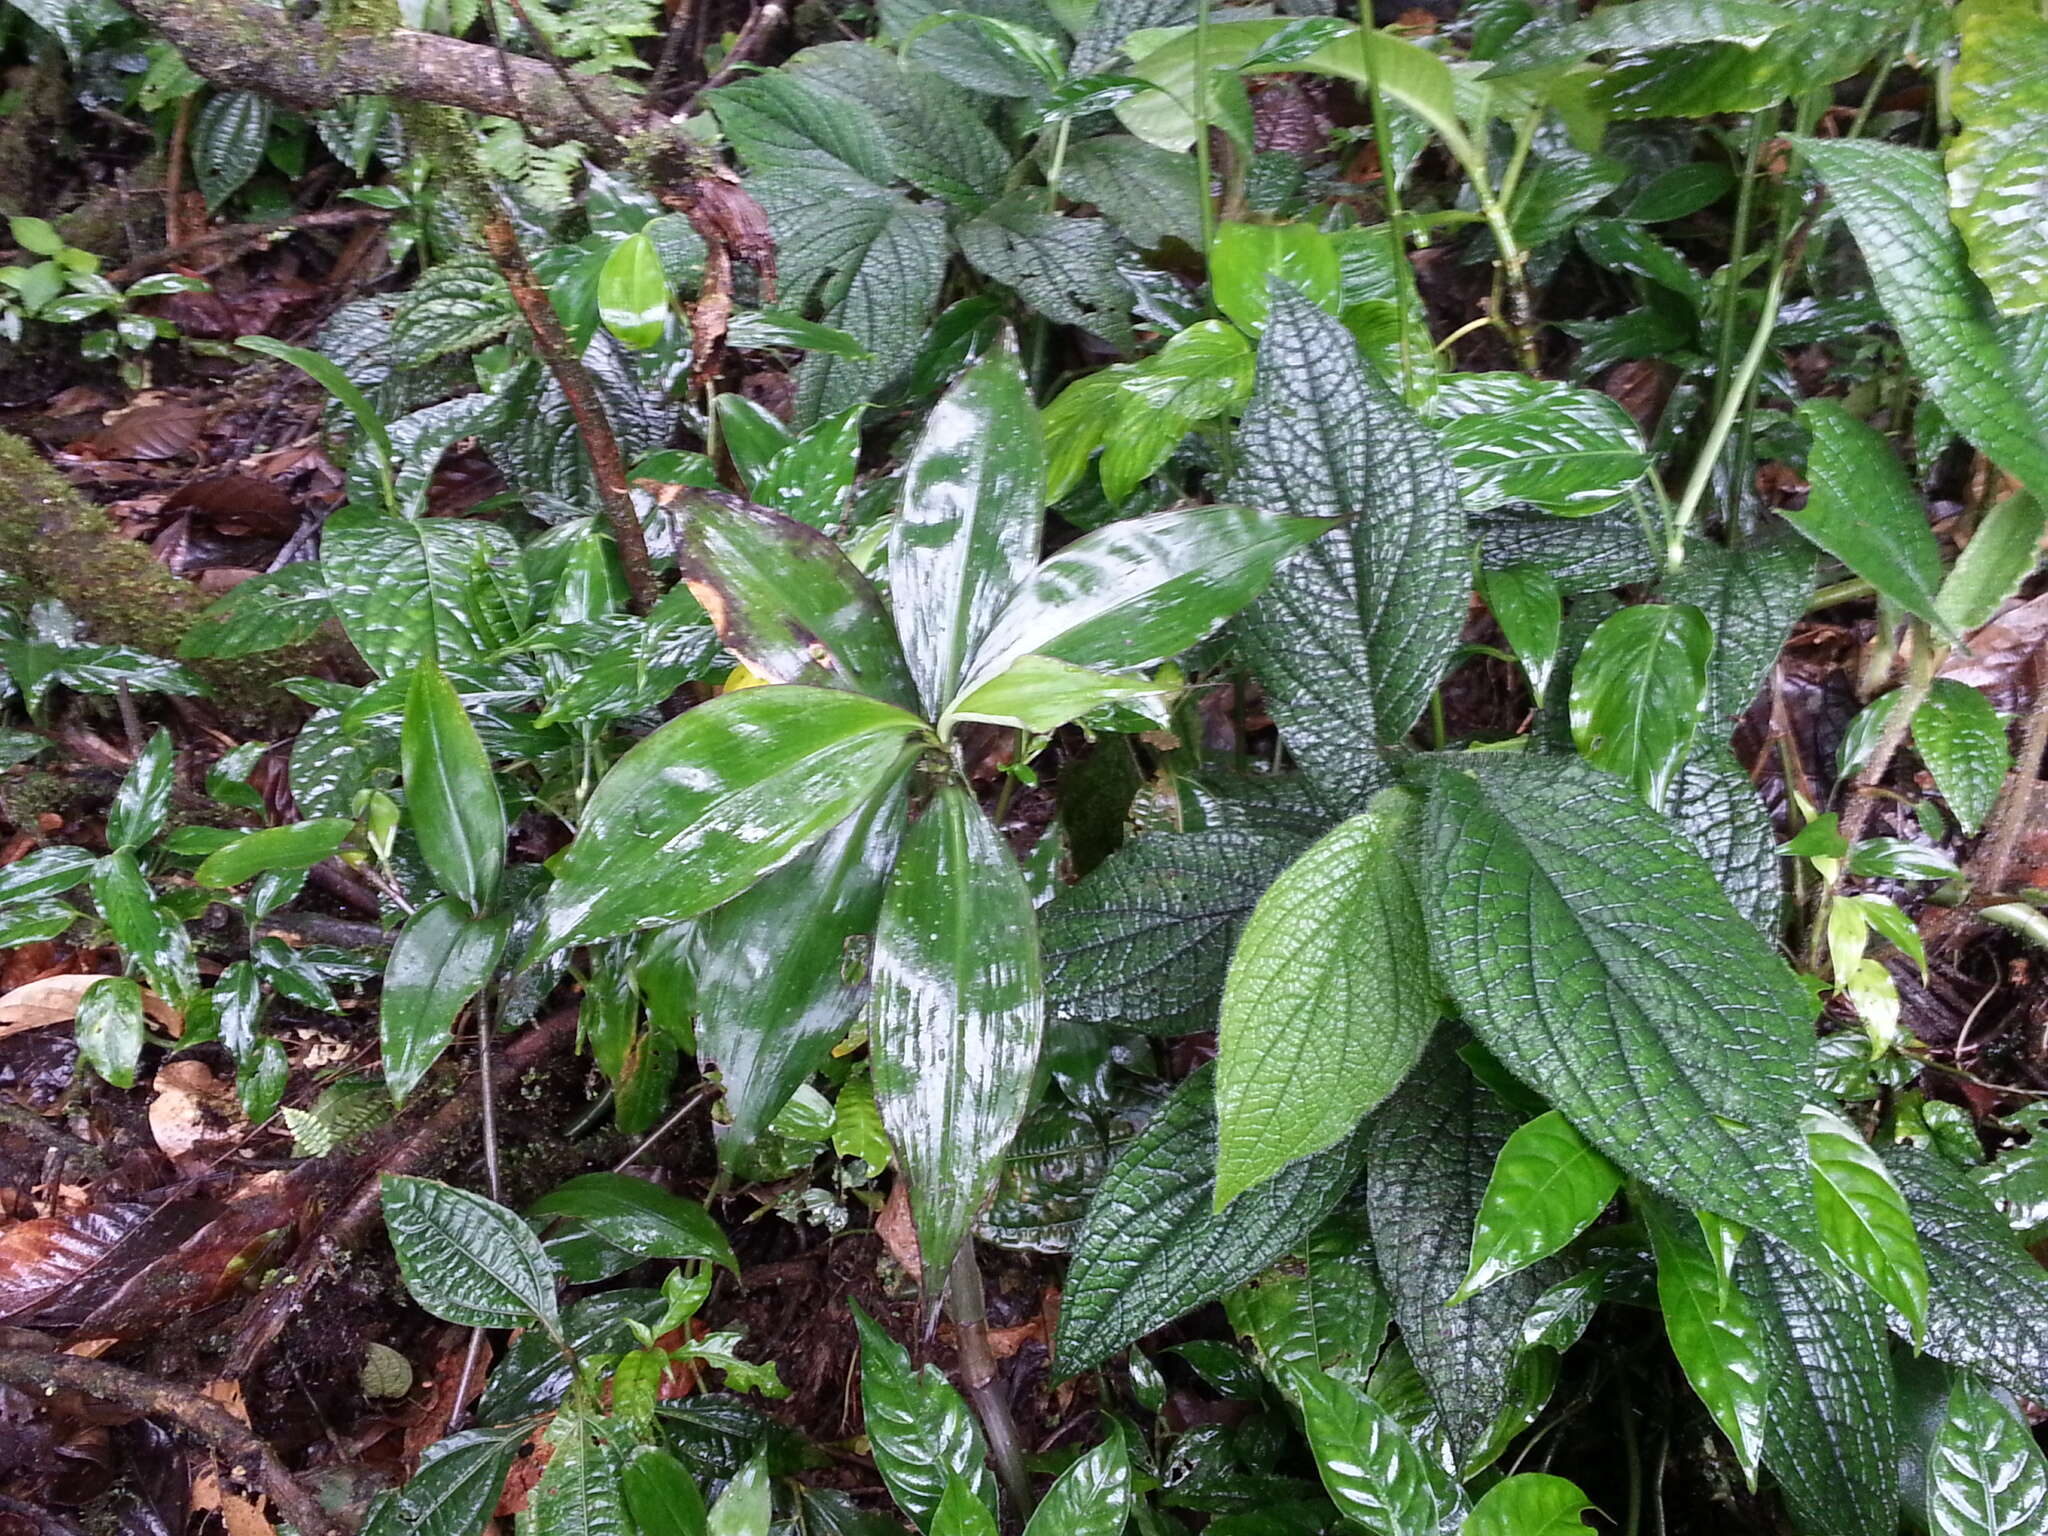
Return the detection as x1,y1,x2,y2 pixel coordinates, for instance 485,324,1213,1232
889,339,1047,718
1739,1235,1899,1536
870,783,1044,1281
380,897,509,1106
1486,0,1786,75
957,200,1133,351
1417,755,1818,1244
1098,321,1254,502
532,687,926,957
1947,0,2048,316
192,89,271,207
1430,374,1649,517
366,1426,525,1536
1567,601,1714,811
1587,0,1911,118
1803,1106,1929,1341
1786,401,1949,629
1284,1363,1465,1536
953,505,1333,711
322,508,522,677
1478,564,1562,704
1454,1110,1621,1304
1043,826,1309,1027
391,257,518,364
1234,290,1466,800
402,658,505,916
621,1447,708,1536
1926,1375,2048,1536
381,1174,560,1334
1795,138,2048,498
1664,742,1782,936
108,730,174,853
75,976,145,1089
1660,532,1814,732
1215,790,1436,1207
1458,1476,1593,1536
195,819,355,888
1937,489,2046,635
528,1172,737,1276
1021,1435,1131,1536
696,771,909,1154
1914,679,2011,836
1887,1146,2048,1400
675,491,917,710
1368,1036,1566,1468
91,850,197,1009
1055,1066,1366,1373
1227,1209,1390,1387
1642,1191,1771,1484
852,1302,996,1531
1059,135,1203,250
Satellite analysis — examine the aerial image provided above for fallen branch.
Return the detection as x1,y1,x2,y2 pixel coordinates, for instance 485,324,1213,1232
0,1351,336,1536
107,207,395,282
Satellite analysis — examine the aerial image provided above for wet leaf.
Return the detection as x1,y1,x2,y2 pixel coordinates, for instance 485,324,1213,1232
529,1172,737,1277
195,819,355,888
853,1302,996,1530
1455,1111,1621,1304
1568,601,1714,811
402,657,506,914
1914,679,2011,835
381,1174,560,1333
1926,1374,2048,1536
379,897,508,1106
1643,1190,1771,1486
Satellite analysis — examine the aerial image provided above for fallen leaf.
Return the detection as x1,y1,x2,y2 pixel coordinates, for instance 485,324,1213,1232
876,1178,922,1284
81,404,207,461
0,1204,155,1322
149,1059,249,1173
0,973,181,1038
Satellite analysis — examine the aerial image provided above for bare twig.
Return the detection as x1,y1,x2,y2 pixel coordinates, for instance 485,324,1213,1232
0,1351,337,1536
498,0,627,140
163,97,194,251
696,0,789,94
108,207,394,282
1968,644,2048,900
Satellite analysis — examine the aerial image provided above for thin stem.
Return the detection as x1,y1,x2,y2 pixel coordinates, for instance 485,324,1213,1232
946,1242,1034,1522
1043,118,1071,209
1192,0,1217,272
1365,81,1417,395
614,1080,721,1172
1707,116,1771,431
447,988,503,1433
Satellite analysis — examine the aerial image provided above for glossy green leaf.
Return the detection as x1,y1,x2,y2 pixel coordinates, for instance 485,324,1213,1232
1055,1065,1366,1374
1060,134,1202,250
622,1447,708,1536
1021,1432,1130,1536
947,654,1165,733
1227,1209,1390,1386
1215,789,1436,1207
525,1410,628,1536
1478,564,1562,703
529,1172,738,1280
929,1478,997,1536
380,897,509,1105
90,850,197,1009
196,819,356,888
696,770,908,1154
1234,289,1467,802
1487,0,1786,75
953,505,1334,710
870,783,1043,1281
1584,0,1910,118
1432,374,1649,517
852,1302,996,1531
1096,321,1254,503
598,231,671,349
713,395,795,489
402,658,505,914
1661,531,1815,732
957,198,1133,351
748,404,866,528
380,1173,560,1333
321,507,520,676
1740,1234,1900,1536
1369,1035,1567,1468
889,337,1046,717
1568,601,1714,810
108,729,174,853
1947,0,2048,316
1804,1106,1930,1343
1284,1363,1465,1535
1795,138,2048,498
192,89,271,207
1457,1475,1593,1536
390,258,517,364
1418,755,1818,1245
1938,490,2046,635
367,1426,525,1536
0,845,94,904
1210,221,1342,335
1914,679,2011,835
75,976,145,1089
1642,1191,1772,1485
675,491,918,709
1927,1375,2048,1536
533,687,926,957
1787,401,1949,628
1888,1145,2048,1400
1455,1111,1621,1304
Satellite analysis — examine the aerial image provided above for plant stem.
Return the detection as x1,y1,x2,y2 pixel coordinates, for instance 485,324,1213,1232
946,1241,1033,1521
1366,78,1418,396
1192,0,1218,275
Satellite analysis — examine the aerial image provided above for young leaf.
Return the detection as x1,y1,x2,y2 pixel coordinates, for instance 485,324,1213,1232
380,1174,560,1333
696,772,908,1154
598,230,670,350
1283,1363,1466,1534
107,729,175,853
852,1302,997,1531
1793,139,2048,498
946,654,1166,734
1642,1191,1772,1487
75,976,146,1089
1458,1475,1594,1536
1055,1066,1366,1374
1021,1433,1131,1536
402,658,506,915
380,897,509,1105
1418,755,1818,1247
1567,601,1714,811
1210,220,1342,335
1455,1111,1622,1304
1914,679,2011,835
870,783,1043,1282
1740,1235,1900,1536
930,1479,997,1536
196,819,355,888
532,687,927,958
888,336,1046,717
525,1412,627,1536
1787,402,1949,629
622,1446,708,1536
1936,490,2046,635
529,1172,737,1275
1215,789,1437,1207
1478,564,1563,703
950,505,1334,711
674,491,919,709
1432,374,1649,517
1927,1374,2048,1536
1803,1106,1930,1344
